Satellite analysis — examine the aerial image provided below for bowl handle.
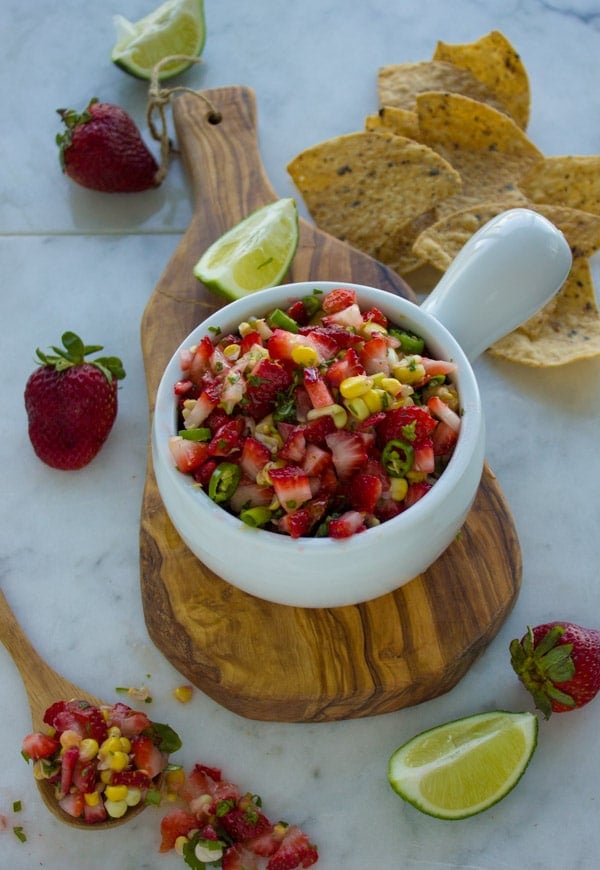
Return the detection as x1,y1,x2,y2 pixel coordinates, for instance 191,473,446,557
420,208,572,361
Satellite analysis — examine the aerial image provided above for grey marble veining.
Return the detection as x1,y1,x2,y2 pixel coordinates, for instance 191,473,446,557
1,1,599,868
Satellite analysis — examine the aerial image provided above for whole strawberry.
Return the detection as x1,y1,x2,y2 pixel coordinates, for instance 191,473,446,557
56,98,159,192
510,622,600,718
24,332,126,470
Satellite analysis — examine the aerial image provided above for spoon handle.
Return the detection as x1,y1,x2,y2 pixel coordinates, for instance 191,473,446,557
0,588,93,728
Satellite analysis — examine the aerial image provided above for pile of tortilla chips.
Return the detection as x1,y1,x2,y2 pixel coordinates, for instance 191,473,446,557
287,30,600,366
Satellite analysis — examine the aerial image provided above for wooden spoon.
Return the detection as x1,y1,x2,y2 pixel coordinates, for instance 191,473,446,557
0,587,150,829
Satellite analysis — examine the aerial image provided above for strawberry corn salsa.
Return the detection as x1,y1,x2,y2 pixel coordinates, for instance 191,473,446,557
169,287,461,539
21,699,181,823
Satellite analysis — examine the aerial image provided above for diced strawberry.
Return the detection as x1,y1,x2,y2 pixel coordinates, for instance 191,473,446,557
219,794,272,841
240,331,264,354
188,335,215,380
130,734,167,779
325,431,368,480
328,510,367,539
106,702,152,737
244,357,293,420
347,472,383,513
208,417,244,457
300,324,355,355
240,437,272,480
267,824,319,870
286,300,311,325
111,769,152,790
83,798,108,824
303,367,334,408
230,481,274,514
266,329,304,362
303,413,337,445
362,306,388,328
169,436,210,473
404,480,432,507
184,388,219,427
427,395,461,433
193,458,218,488
278,495,329,538
21,732,60,760
413,438,435,473
73,758,98,795
279,427,307,463
421,356,458,377
376,405,437,448
58,791,84,819
322,302,363,330
182,764,225,802
269,466,313,513
324,347,365,387
359,334,390,375
431,420,459,455
59,746,79,798
223,843,262,870
302,443,332,476
45,700,108,743
246,825,284,856
322,287,357,313
173,378,194,396
159,808,199,852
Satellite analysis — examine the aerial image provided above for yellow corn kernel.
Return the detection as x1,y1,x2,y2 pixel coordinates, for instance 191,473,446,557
389,477,409,501
223,343,241,360
392,359,426,385
306,403,348,428
108,751,129,772
361,321,388,337
380,377,403,396
339,375,373,399
100,770,112,784
291,345,318,367
175,836,190,857
344,397,370,421
84,791,100,807
100,736,123,755
60,729,82,750
78,738,99,762
126,788,142,807
107,726,123,739
104,798,128,819
407,470,427,483
363,388,387,413
105,784,128,802
173,685,194,704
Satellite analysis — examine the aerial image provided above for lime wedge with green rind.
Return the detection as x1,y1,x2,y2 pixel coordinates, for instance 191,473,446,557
111,0,206,81
193,199,300,301
388,710,538,820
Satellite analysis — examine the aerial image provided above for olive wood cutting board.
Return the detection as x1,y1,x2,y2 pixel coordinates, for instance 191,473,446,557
139,87,521,722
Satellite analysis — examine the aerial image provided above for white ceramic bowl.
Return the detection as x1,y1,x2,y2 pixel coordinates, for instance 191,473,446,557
152,209,571,608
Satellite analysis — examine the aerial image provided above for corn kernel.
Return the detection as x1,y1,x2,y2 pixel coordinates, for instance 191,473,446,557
344,397,370,421
380,377,403,396
79,738,99,762
59,729,82,750
291,345,318,367
105,785,128,802
392,359,426,385
173,685,194,704
339,375,373,399
407,471,427,483
84,791,100,807
100,770,112,784
175,836,190,857
100,737,123,755
306,403,348,428
126,787,142,807
361,321,388,337
104,798,128,819
390,478,409,501
223,344,240,360
107,726,122,739
165,766,186,793
108,751,129,772
363,388,387,413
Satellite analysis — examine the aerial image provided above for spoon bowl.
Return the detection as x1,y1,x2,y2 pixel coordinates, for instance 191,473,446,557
0,588,151,830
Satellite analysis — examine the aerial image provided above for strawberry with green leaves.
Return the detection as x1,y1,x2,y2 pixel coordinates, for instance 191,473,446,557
57,98,159,193
510,622,600,718
24,331,125,470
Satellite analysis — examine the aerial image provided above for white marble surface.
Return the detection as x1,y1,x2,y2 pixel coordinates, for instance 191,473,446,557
1,1,599,868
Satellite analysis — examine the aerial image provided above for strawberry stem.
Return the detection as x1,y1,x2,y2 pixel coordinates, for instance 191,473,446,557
509,624,576,719
35,331,125,383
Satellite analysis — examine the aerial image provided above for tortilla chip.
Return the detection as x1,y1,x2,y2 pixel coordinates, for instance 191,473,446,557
489,257,600,365
286,131,461,263
414,92,543,217
519,155,600,215
365,105,420,140
413,202,600,271
433,30,530,129
377,60,508,115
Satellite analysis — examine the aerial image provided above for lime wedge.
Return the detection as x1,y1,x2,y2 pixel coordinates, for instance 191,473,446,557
388,710,538,819
111,0,206,81
193,199,300,301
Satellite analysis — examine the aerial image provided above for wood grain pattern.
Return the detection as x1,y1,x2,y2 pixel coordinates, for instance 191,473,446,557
139,87,522,722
